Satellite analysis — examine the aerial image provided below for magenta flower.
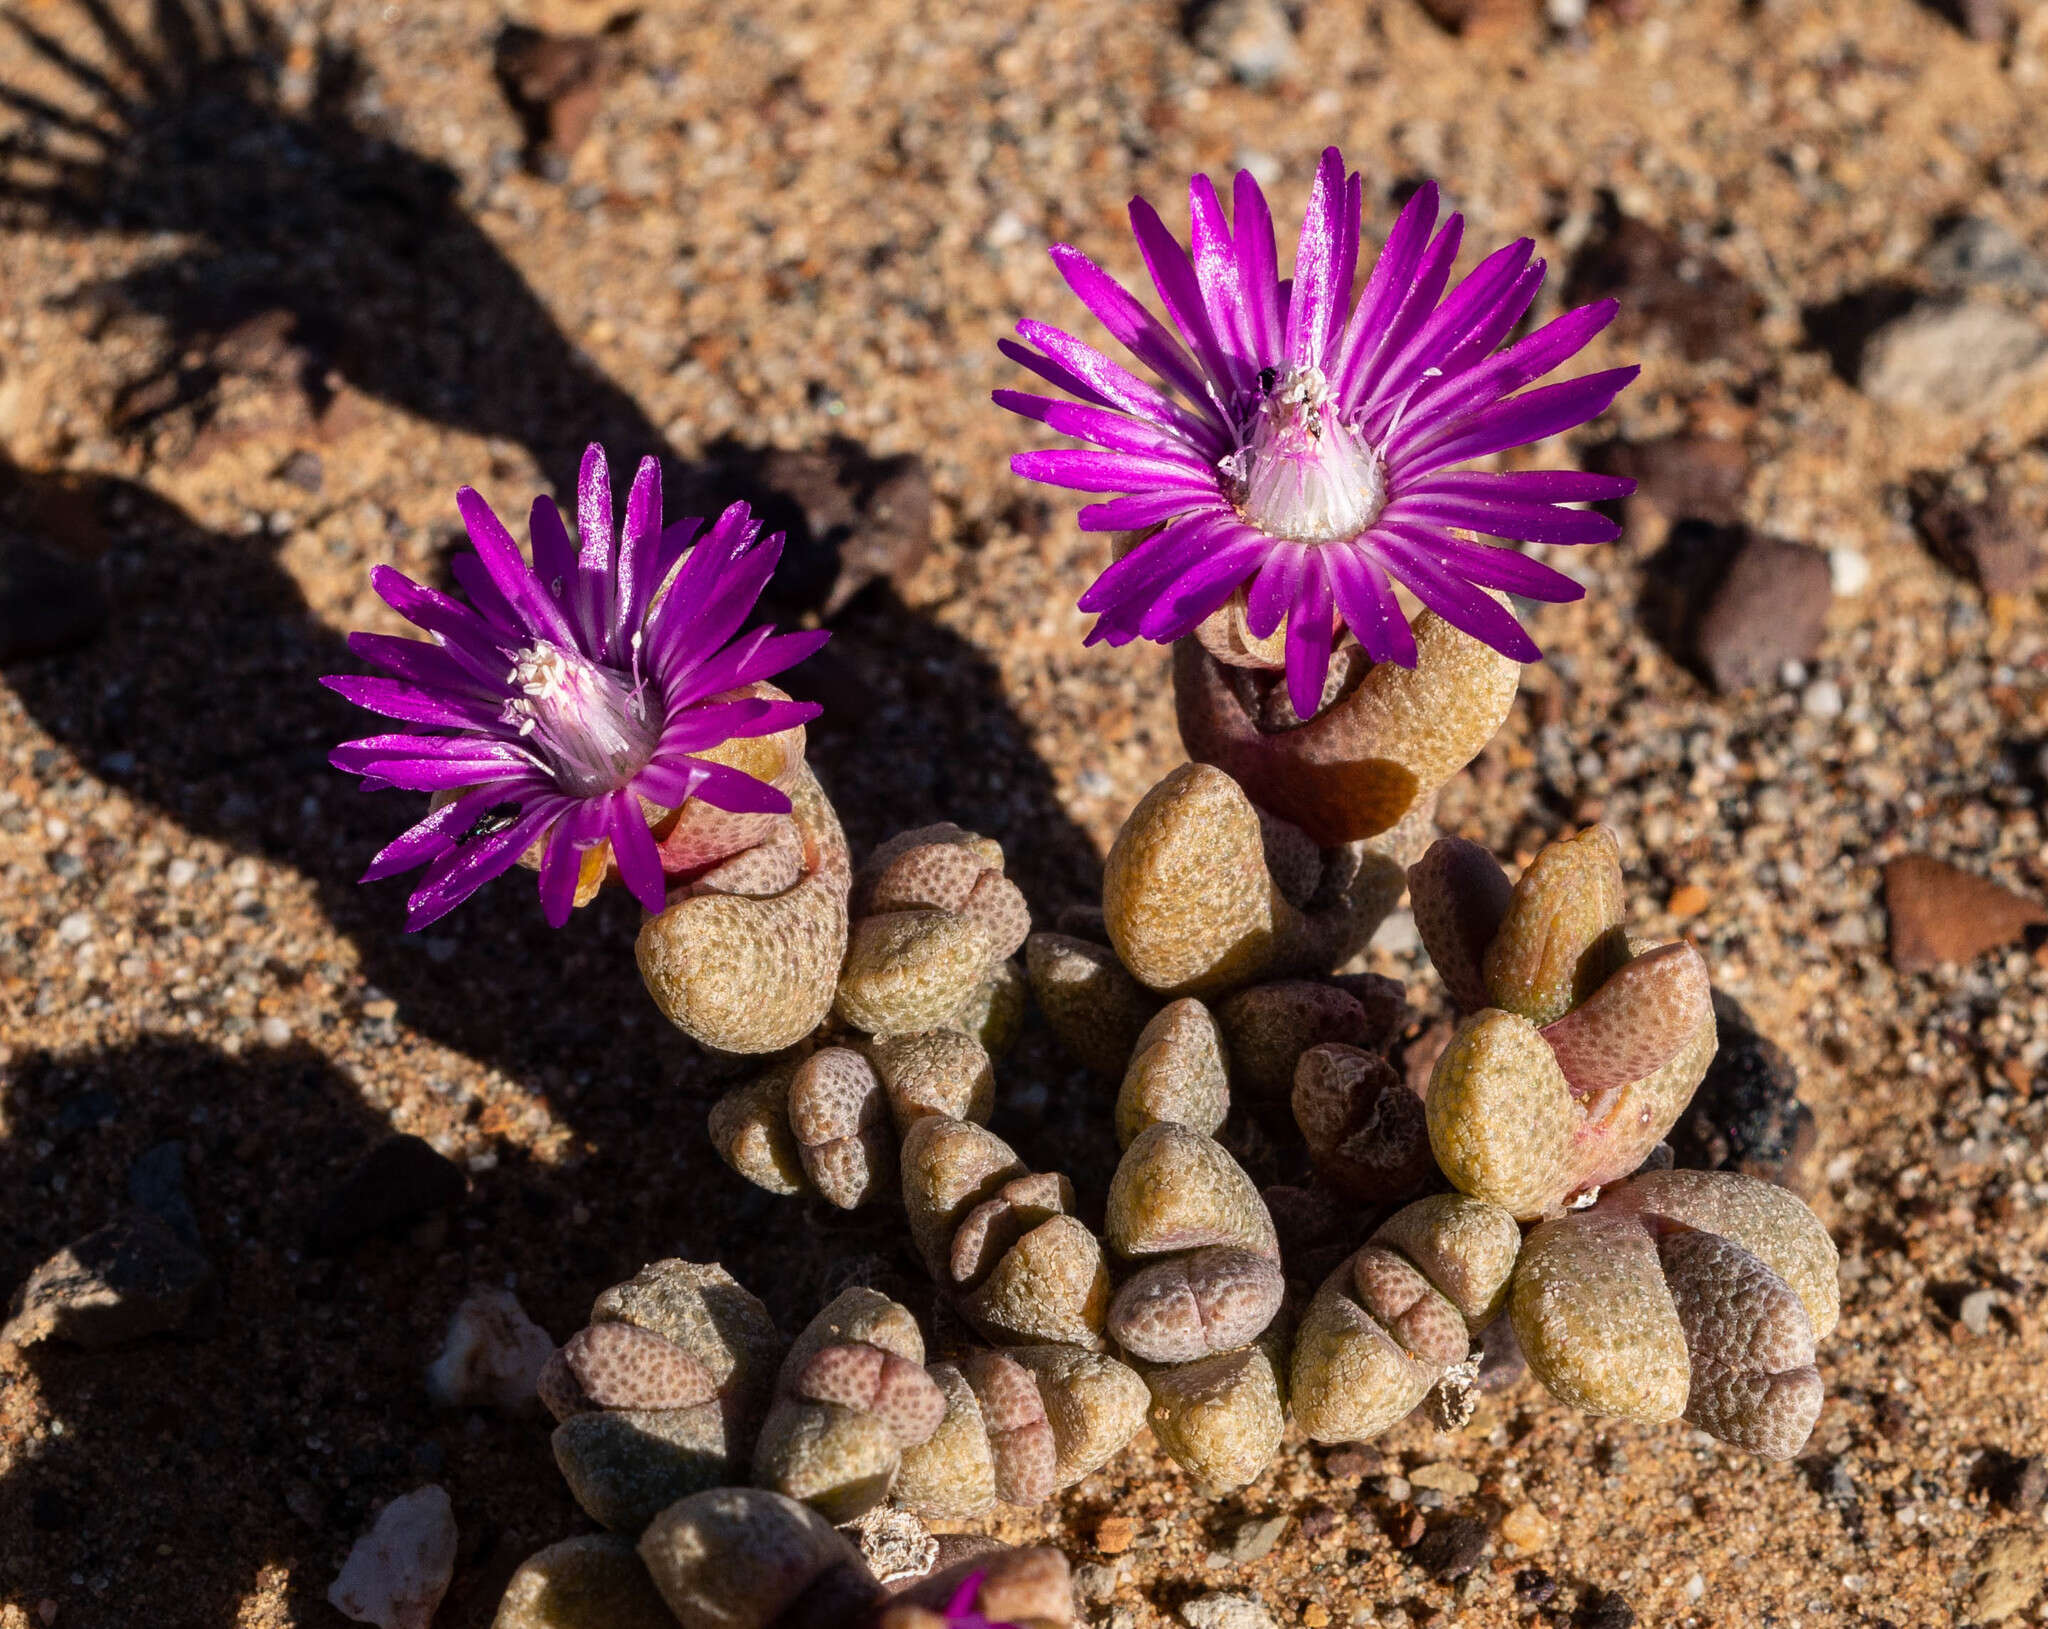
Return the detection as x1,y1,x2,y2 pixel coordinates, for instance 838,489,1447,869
939,1572,1020,1629
997,147,1640,719
325,445,827,930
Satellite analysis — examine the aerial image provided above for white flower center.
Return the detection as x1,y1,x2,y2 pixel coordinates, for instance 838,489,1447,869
501,642,658,796
1223,364,1388,544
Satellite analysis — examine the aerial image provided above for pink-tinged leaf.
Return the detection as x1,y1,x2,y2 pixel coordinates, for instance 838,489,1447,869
1541,940,1713,1095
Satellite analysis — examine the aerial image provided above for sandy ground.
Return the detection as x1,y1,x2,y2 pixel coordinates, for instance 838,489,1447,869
1,0,2046,1624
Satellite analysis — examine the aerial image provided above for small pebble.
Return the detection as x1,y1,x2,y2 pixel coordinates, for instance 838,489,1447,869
1410,1516,1488,1582
1826,546,1870,597
1374,1476,1412,1502
1574,1586,1637,1629
1095,1514,1137,1554
425,1287,555,1409
1958,1287,1999,1337
1228,1516,1289,1563
1666,883,1709,918
1499,1502,1553,1552
1074,1563,1120,1604
327,1485,457,1629
1799,679,1843,719
1407,1462,1479,1499
1181,1593,1276,1629
56,912,92,945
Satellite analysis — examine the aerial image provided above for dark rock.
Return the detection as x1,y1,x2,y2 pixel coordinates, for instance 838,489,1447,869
0,536,106,663
1410,1515,1488,1582
1670,991,1818,1195
1689,529,1832,692
277,450,326,493
4,1209,212,1349
494,27,613,178
1514,1568,1558,1604
128,1140,201,1248
1884,856,2048,973
1907,468,2044,597
1575,1588,1636,1629
1297,1504,1342,1540
1564,200,1764,367
674,439,934,620
1413,0,1540,37
311,1134,468,1251
1919,217,2048,297
1589,435,1750,529
1929,0,2013,42
1323,1446,1384,1481
1979,1450,2047,1516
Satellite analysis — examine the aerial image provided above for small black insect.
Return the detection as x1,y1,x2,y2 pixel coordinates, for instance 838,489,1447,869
1257,366,1279,393
455,801,522,846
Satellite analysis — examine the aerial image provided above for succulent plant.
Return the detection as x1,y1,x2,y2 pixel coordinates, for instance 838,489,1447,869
1410,827,1717,1219
639,766,853,1055
1100,763,1401,997
493,1533,677,1629
1291,1042,1437,1208
1114,997,1230,1148
545,1261,784,1535
1510,1168,1837,1460
1290,1192,1521,1443
753,1287,939,1522
1104,1125,1288,1491
638,1487,881,1629
877,1549,1079,1629
836,825,1031,1039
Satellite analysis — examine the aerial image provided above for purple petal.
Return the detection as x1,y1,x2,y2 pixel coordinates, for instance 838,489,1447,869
1433,259,1545,380
1380,493,1623,546
631,757,711,810
1232,169,1284,365
1136,535,1267,641
530,494,578,602
455,487,580,650
572,443,617,654
1245,541,1307,640
1398,366,1641,476
360,783,518,883
1282,550,1337,720
449,552,522,637
1047,246,1223,434
1330,182,1439,406
1381,525,1588,603
1374,536,1543,661
1078,511,1225,613
404,803,557,931
1186,173,1256,391
538,798,607,927
1016,318,1213,444
320,674,505,731
1011,446,1221,494
1407,469,1635,505
1129,194,1239,397
668,627,831,706
997,336,1119,412
346,629,503,699
654,532,785,684
650,514,705,591
1364,237,1534,427
607,790,667,913
993,389,1214,464
1326,545,1418,667
640,502,765,671
1342,213,1465,414
370,566,507,681
1076,489,1218,532
684,760,795,815
1284,149,1357,373
1393,300,1619,440
613,455,663,666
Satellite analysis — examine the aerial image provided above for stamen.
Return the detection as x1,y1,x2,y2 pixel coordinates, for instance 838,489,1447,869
1227,364,1388,545
501,641,659,796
